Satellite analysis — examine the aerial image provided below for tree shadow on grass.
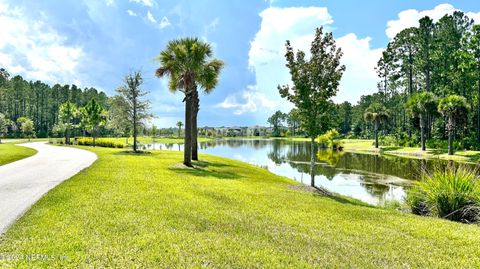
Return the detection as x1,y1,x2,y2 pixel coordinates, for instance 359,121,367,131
169,160,242,180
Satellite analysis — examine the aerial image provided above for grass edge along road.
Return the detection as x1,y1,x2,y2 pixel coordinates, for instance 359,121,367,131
0,143,37,166
0,146,479,267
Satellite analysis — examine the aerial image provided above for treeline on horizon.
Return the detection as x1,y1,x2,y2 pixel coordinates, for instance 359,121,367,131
293,11,479,151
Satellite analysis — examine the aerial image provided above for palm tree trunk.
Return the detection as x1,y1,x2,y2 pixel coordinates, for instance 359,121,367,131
310,136,315,187
184,96,193,167
477,79,480,144
448,117,453,156
192,90,199,161
420,114,425,151
374,120,379,148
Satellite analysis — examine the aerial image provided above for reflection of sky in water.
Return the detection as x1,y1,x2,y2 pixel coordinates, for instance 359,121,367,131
146,141,409,205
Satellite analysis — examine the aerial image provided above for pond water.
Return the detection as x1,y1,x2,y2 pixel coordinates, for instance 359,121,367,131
144,139,472,205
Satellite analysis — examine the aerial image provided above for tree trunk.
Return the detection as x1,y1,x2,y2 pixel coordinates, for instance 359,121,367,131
65,127,70,145
192,91,199,161
310,136,315,187
374,120,379,148
477,79,480,144
184,95,193,167
178,127,181,138
448,117,453,156
420,114,425,151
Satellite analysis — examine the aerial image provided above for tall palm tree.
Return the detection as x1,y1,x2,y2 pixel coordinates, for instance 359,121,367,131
176,121,183,138
364,102,390,148
155,38,223,166
406,92,437,151
438,95,469,155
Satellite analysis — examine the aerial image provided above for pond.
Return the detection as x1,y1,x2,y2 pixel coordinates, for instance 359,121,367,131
144,139,471,205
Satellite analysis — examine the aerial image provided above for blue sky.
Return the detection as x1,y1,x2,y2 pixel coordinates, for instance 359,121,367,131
0,0,479,127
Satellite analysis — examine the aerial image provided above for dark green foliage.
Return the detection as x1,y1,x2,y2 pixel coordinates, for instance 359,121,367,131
267,110,287,137
407,165,480,223
0,69,108,138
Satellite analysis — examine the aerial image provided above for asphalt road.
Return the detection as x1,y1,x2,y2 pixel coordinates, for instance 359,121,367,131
0,142,97,234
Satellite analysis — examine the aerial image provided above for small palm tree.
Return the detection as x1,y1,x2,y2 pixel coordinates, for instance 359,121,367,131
438,95,469,155
176,121,183,138
364,102,390,148
155,38,223,166
406,92,437,151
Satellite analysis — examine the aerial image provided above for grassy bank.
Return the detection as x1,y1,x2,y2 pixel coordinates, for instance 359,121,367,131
0,143,37,166
342,139,480,164
0,147,479,267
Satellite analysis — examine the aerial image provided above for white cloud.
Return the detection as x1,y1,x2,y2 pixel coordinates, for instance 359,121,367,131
105,0,115,7
146,11,170,29
215,85,277,115
129,0,156,7
245,7,333,116
244,6,384,109
335,34,383,103
0,2,85,85
386,3,480,39
159,16,171,29
146,10,157,23
127,9,137,17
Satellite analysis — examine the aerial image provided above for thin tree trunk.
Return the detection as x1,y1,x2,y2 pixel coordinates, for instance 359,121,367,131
448,117,453,156
310,136,315,187
420,114,425,151
133,103,137,152
65,127,70,145
477,79,480,144
192,90,199,161
374,120,379,148
184,95,193,167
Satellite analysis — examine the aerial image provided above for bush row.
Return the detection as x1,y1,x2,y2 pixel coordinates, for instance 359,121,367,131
76,137,125,148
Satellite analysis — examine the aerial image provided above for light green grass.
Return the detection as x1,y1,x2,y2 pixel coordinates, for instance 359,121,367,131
342,139,480,164
0,143,37,165
0,147,479,267
106,136,212,145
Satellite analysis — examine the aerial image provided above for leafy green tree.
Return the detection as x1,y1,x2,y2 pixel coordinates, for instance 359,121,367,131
81,99,105,147
278,27,345,186
287,108,301,136
155,38,224,166
58,100,78,145
469,25,480,143
438,95,469,155
0,113,9,143
267,110,287,137
107,95,131,144
176,121,183,138
364,103,390,148
116,71,152,152
406,92,438,151
17,117,35,141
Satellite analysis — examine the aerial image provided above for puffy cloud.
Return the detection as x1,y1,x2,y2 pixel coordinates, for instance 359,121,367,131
129,0,156,7
245,6,381,109
127,9,137,17
159,16,171,29
244,7,333,115
215,85,277,115
386,3,480,39
146,11,170,29
0,2,84,85
146,10,157,23
335,34,383,103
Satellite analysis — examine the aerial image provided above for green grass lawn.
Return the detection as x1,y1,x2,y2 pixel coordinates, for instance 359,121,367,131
0,147,479,267
342,139,480,164
0,143,37,165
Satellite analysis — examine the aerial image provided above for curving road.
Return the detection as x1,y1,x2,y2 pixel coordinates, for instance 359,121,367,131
0,142,97,234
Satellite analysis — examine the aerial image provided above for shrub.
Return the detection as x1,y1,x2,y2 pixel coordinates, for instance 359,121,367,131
379,135,398,147
317,129,343,150
407,164,480,223
76,137,125,148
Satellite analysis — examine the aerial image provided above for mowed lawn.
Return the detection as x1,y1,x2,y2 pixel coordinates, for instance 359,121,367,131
0,147,479,268
0,143,37,165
